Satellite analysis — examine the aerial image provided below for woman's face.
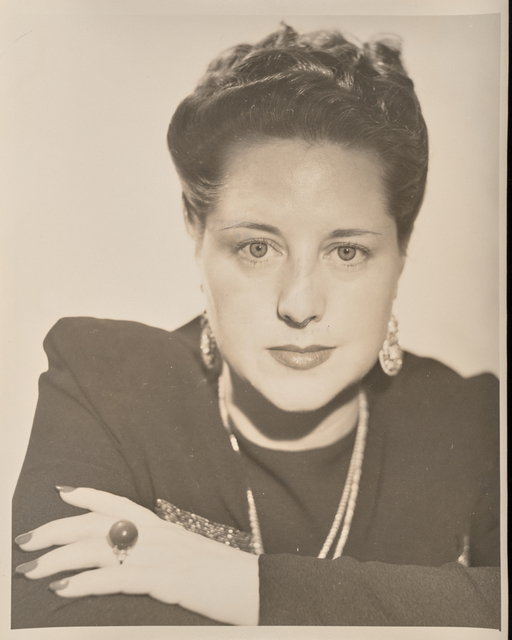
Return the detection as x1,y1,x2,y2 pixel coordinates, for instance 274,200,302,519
193,139,404,412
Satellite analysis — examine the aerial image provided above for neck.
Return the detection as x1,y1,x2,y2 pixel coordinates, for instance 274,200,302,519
220,364,361,451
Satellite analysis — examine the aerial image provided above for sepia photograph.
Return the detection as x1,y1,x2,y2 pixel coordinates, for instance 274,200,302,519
1,1,507,638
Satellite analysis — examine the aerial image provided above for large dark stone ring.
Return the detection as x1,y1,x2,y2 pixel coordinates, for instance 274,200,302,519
107,520,138,564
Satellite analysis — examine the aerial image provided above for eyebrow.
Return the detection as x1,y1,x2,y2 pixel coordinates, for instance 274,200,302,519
220,222,280,234
220,222,381,237
329,228,381,238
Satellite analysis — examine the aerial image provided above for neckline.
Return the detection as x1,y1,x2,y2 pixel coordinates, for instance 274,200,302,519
218,377,370,558
232,415,359,456
219,364,362,452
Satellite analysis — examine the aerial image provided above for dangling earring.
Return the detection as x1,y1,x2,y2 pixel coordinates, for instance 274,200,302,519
379,315,403,376
200,312,218,370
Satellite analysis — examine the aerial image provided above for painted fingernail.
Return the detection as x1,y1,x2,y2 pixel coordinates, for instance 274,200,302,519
15,560,38,574
15,532,33,545
49,579,69,591
55,485,76,493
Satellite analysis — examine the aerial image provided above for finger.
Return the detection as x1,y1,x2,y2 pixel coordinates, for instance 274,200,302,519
49,565,155,597
16,513,115,551
56,487,160,525
17,538,116,579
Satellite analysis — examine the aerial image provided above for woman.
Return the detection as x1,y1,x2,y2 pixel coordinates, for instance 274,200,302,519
12,24,500,628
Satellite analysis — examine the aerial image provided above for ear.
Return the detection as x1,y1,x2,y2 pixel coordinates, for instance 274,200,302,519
182,197,204,255
184,209,200,241
398,253,406,276
393,255,406,299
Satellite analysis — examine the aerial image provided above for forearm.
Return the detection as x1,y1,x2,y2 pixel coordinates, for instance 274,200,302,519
13,484,260,628
259,554,500,627
181,542,260,626
11,477,203,628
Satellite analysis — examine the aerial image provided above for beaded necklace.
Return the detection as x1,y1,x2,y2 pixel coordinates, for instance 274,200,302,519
217,375,369,559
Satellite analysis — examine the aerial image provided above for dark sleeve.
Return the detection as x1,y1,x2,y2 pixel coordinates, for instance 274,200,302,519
258,371,501,629
12,319,223,628
259,477,501,627
258,557,500,627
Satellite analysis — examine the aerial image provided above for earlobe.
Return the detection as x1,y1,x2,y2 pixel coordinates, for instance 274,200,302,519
183,209,198,241
394,256,406,298
182,194,201,241
183,207,204,262
393,280,401,300
193,235,204,263
393,276,402,300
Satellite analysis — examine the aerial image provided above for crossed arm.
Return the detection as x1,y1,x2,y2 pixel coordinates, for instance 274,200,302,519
13,485,501,628
15,487,259,626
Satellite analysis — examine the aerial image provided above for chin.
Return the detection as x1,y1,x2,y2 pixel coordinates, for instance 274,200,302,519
250,352,377,412
256,377,347,413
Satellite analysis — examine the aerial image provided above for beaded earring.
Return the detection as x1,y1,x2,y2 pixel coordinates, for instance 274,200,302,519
379,315,403,376
200,312,218,370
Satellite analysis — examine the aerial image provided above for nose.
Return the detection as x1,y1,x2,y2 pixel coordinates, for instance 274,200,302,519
277,260,326,328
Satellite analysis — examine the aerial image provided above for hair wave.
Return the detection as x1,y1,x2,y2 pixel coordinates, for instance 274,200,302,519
168,24,429,248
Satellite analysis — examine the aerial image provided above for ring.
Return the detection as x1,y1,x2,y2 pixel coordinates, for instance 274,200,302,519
107,520,138,564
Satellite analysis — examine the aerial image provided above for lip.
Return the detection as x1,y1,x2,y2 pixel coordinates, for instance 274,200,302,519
268,345,335,370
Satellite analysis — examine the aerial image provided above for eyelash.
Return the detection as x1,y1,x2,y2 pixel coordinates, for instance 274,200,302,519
328,242,371,267
235,239,371,267
236,238,282,264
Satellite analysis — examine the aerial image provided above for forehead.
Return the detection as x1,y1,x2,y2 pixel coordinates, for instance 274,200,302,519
215,139,390,229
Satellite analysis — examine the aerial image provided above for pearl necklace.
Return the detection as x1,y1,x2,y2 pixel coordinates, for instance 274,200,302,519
217,376,369,559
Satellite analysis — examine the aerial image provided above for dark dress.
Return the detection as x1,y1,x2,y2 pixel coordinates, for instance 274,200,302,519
12,316,500,628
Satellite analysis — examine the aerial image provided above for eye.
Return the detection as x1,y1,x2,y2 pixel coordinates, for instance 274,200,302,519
337,246,357,261
237,238,282,265
327,243,370,267
249,242,268,258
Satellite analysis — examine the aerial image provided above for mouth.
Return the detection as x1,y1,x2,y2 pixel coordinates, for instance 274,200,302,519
267,345,335,370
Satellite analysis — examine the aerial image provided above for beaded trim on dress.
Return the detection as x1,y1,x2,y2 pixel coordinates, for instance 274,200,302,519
155,498,256,554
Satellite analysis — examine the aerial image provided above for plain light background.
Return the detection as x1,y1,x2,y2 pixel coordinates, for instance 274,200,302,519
0,2,507,639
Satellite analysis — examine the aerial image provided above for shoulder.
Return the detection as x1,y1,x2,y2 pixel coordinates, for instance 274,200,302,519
43,315,205,387
45,315,201,349
400,351,499,416
366,351,499,465
367,350,498,409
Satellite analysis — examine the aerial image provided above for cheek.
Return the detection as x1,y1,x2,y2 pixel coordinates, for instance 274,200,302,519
200,257,275,350
202,251,272,309
329,264,400,341
352,272,397,316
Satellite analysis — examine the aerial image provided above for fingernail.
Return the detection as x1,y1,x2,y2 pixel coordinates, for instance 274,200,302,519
15,532,33,545
55,485,76,493
49,579,69,591
15,560,38,574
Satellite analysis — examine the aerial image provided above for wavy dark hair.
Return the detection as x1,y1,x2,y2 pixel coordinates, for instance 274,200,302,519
168,24,428,249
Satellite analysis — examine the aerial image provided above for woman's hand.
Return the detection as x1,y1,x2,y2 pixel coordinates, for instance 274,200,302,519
15,487,260,626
